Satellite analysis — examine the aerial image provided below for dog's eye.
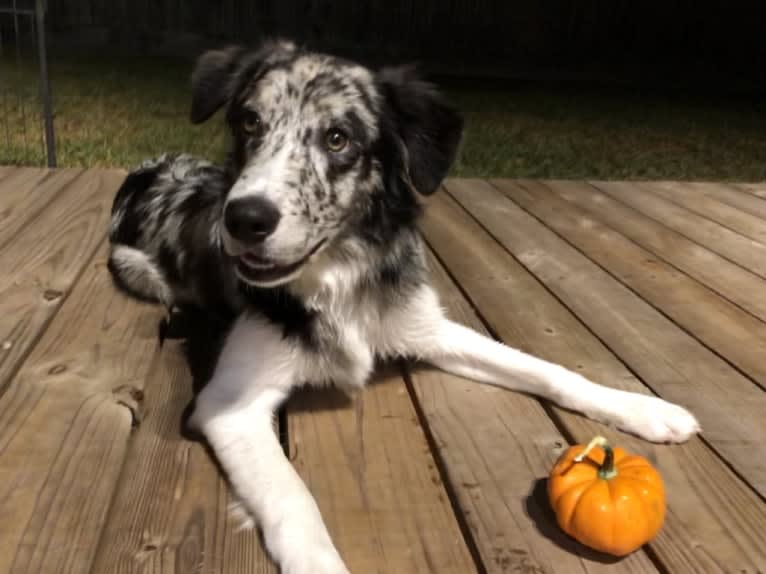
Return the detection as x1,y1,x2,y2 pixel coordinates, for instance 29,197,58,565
324,128,348,153
242,111,262,135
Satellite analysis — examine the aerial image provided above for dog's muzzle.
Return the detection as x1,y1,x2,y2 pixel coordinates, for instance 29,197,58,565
234,238,326,285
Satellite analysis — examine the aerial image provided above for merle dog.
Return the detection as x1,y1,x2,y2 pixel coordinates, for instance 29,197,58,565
108,40,699,574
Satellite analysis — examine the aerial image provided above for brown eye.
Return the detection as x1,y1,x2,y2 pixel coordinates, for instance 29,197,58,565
325,128,348,153
242,111,262,135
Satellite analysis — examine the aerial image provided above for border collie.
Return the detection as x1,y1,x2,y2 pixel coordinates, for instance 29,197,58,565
108,40,700,574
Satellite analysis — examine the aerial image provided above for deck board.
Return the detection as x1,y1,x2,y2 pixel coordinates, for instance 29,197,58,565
590,180,766,280
734,182,766,199
635,181,766,245
462,179,766,493
0,168,85,250
92,340,276,573
0,245,163,574
0,169,124,394
0,167,764,574
410,252,659,573
676,182,766,220
492,179,766,392
422,186,766,573
287,371,478,574
542,179,766,323
0,167,49,206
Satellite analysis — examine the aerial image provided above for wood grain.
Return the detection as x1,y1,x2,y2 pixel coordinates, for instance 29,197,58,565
734,182,766,199
677,181,766,221
288,370,478,574
0,167,48,204
423,184,766,573
92,340,276,574
0,245,163,574
0,168,51,250
634,180,766,245
478,178,766,493
590,180,766,280
490,179,766,392
542,179,766,323
0,168,85,249
408,251,658,573
0,168,123,394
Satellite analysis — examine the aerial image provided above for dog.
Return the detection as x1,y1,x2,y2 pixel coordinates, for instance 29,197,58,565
108,40,700,574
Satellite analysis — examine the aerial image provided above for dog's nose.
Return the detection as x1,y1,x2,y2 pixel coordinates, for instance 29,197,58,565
224,197,281,243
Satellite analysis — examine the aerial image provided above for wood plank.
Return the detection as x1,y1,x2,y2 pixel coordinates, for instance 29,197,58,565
542,180,766,323
0,168,85,249
288,370,478,574
0,165,16,182
492,179,766,393
635,181,766,245
0,244,163,574
590,180,766,280
92,339,276,574
0,169,123,394
480,179,766,488
0,167,48,201
423,185,766,573
0,168,52,249
678,182,766,221
734,182,766,199
408,251,658,573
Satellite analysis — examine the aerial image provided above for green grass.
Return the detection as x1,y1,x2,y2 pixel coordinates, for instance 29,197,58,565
2,51,766,180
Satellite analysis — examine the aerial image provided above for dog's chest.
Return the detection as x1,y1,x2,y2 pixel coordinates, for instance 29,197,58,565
303,299,384,388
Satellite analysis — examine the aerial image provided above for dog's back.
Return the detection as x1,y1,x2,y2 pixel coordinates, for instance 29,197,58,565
108,154,237,314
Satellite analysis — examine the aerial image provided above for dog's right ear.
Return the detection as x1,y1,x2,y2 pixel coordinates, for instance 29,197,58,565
190,40,299,125
190,45,247,124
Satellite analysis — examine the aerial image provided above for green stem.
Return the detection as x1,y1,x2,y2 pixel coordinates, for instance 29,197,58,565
574,435,617,480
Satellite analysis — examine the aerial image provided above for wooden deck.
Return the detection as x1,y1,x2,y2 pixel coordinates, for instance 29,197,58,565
0,167,764,574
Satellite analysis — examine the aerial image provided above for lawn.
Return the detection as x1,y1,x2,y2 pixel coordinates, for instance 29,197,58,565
2,50,766,180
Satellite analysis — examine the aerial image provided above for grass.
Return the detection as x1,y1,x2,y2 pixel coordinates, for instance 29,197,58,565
2,50,766,180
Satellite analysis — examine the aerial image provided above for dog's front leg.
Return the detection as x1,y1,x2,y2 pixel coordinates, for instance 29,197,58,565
189,315,349,574
405,295,700,443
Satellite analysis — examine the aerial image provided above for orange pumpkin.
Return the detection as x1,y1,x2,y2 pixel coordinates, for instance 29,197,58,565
547,436,666,556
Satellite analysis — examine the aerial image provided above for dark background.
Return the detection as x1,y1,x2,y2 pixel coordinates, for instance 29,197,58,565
2,1,765,177
45,1,766,91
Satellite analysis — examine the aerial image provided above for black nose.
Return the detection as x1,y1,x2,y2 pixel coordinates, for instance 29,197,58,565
224,197,281,244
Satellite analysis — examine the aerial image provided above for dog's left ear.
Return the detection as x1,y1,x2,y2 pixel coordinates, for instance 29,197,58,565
378,66,464,195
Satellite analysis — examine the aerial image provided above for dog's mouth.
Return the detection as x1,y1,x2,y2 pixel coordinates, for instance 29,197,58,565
234,239,327,286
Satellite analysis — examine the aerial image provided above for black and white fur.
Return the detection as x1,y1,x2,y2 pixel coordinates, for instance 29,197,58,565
109,41,700,574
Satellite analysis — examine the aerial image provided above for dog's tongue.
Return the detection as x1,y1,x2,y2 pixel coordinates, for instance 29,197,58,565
240,252,275,269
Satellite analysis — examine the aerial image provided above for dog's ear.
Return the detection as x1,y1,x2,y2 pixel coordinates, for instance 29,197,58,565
190,40,298,124
190,45,248,124
378,66,463,195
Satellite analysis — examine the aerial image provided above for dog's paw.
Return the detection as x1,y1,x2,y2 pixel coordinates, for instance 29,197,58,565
266,521,350,574
618,395,700,443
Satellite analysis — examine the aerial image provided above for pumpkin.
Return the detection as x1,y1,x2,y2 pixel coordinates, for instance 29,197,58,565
547,436,666,556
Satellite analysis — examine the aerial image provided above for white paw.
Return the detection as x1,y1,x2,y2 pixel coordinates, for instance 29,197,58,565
266,520,350,574
618,395,701,443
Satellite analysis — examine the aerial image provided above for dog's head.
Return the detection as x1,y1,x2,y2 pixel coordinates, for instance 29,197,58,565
191,40,463,287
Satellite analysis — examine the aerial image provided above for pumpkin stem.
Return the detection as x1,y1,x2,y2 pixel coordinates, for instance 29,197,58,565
574,436,617,479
